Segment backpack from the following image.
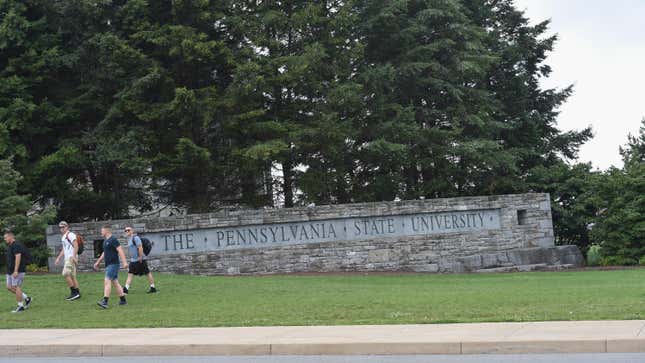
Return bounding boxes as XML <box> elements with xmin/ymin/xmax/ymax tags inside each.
<box><xmin>66</xmin><ymin>233</ymin><xmax>85</xmax><ymax>255</ymax></box>
<box><xmin>140</xmin><ymin>237</ymin><xmax>152</xmax><ymax>256</ymax></box>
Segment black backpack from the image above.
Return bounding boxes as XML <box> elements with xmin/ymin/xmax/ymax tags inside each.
<box><xmin>140</xmin><ymin>237</ymin><xmax>153</xmax><ymax>256</ymax></box>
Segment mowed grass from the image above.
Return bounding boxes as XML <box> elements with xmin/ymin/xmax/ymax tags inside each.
<box><xmin>1</xmin><ymin>269</ymin><xmax>645</xmax><ymax>329</ymax></box>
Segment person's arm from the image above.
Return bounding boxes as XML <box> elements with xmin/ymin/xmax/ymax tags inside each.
<box><xmin>55</xmin><ymin>247</ymin><xmax>64</xmax><ymax>265</ymax></box>
<box><xmin>72</xmin><ymin>236</ymin><xmax>78</xmax><ymax>262</ymax></box>
<box><xmin>136</xmin><ymin>238</ymin><xmax>143</xmax><ymax>262</ymax></box>
<box><xmin>13</xmin><ymin>253</ymin><xmax>21</xmax><ymax>278</ymax></box>
<box><xmin>94</xmin><ymin>252</ymin><xmax>104</xmax><ymax>270</ymax></box>
<box><xmin>116</xmin><ymin>246</ymin><xmax>128</xmax><ymax>269</ymax></box>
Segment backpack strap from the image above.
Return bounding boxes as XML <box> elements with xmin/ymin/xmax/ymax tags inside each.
<box><xmin>65</xmin><ymin>232</ymin><xmax>76</xmax><ymax>248</ymax></box>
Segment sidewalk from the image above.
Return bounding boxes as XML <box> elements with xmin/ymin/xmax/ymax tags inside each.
<box><xmin>2</xmin><ymin>320</ymin><xmax>645</xmax><ymax>357</ymax></box>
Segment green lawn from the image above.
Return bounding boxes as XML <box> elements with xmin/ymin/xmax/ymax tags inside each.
<box><xmin>1</xmin><ymin>270</ymin><xmax>645</xmax><ymax>329</ymax></box>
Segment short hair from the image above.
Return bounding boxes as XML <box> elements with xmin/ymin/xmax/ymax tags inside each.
<box><xmin>101</xmin><ymin>225</ymin><xmax>112</xmax><ymax>231</ymax></box>
<box><xmin>58</xmin><ymin>221</ymin><xmax>69</xmax><ymax>228</ymax></box>
<box><xmin>3</xmin><ymin>231</ymin><xmax>15</xmax><ymax>237</ymax></box>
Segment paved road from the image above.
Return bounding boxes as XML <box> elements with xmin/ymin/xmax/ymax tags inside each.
<box><xmin>4</xmin><ymin>355</ymin><xmax>645</xmax><ymax>363</ymax></box>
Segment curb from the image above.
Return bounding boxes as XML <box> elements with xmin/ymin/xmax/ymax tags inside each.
<box><xmin>5</xmin><ymin>339</ymin><xmax>645</xmax><ymax>357</ymax></box>
<box><xmin>4</xmin><ymin>322</ymin><xmax>645</xmax><ymax>357</ymax></box>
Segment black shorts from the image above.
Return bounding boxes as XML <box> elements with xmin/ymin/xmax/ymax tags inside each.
<box><xmin>128</xmin><ymin>260</ymin><xmax>150</xmax><ymax>276</ymax></box>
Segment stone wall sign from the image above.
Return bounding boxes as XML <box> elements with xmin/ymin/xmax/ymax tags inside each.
<box><xmin>46</xmin><ymin>193</ymin><xmax>584</xmax><ymax>275</ymax></box>
<box><xmin>153</xmin><ymin>209</ymin><xmax>501</xmax><ymax>255</ymax></box>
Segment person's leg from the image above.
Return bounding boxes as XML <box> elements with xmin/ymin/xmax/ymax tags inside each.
<box><xmin>71</xmin><ymin>260</ymin><xmax>79</xmax><ymax>289</ymax></box>
<box><xmin>112</xmin><ymin>277</ymin><xmax>127</xmax><ymax>305</ymax></box>
<box><xmin>14</xmin><ymin>285</ymin><xmax>23</xmax><ymax>304</ymax></box>
<box><xmin>125</xmin><ymin>273</ymin><xmax>133</xmax><ymax>289</ymax></box>
<box><xmin>103</xmin><ymin>278</ymin><xmax>111</xmax><ymax>298</ymax></box>
<box><xmin>64</xmin><ymin>261</ymin><xmax>81</xmax><ymax>300</ymax></box>
<box><xmin>146</xmin><ymin>272</ymin><xmax>155</xmax><ymax>285</ymax></box>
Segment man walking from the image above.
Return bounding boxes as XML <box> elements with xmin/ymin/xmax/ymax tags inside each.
<box><xmin>54</xmin><ymin>221</ymin><xmax>81</xmax><ymax>300</ymax></box>
<box><xmin>4</xmin><ymin>232</ymin><xmax>32</xmax><ymax>313</ymax></box>
<box><xmin>123</xmin><ymin>226</ymin><xmax>157</xmax><ymax>294</ymax></box>
<box><xmin>93</xmin><ymin>225</ymin><xmax>128</xmax><ymax>309</ymax></box>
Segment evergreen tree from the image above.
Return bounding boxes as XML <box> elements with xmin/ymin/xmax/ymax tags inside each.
<box><xmin>593</xmin><ymin>120</ymin><xmax>645</xmax><ymax>262</ymax></box>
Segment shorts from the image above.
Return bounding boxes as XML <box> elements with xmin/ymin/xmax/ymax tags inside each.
<box><xmin>128</xmin><ymin>260</ymin><xmax>150</xmax><ymax>276</ymax></box>
<box><xmin>6</xmin><ymin>273</ymin><xmax>25</xmax><ymax>288</ymax></box>
<box><xmin>62</xmin><ymin>258</ymin><xmax>77</xmax><ymax>278</ymax></box>
<box><xmin>105</xmin><ymin>264</ymin><xmax>120</xmax><ymax>281</ymax></box>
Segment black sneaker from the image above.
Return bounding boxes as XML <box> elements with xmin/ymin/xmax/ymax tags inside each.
<box><xmin>119</xmin><ymin>299</ymin><xmax>127</xmax><ymax>306</ymax></box>
<box><xmin>24</xmin><ymin>297</ymin><xmax>32</xmax><ymax>309</ymax></box>
<box><xmin>97</xmin><ymin>300</ymin><xmax>108</xmax><ymax>309</ymax></box>
<box><xmin>123</xmin><ymin>287</ymin><xmax>129</xmax><ymax>295</ymax></box>
<box><xmin>147</xmin><ymin>287</ymin><xmax>157</xmax><ymax>294</ymax></box>
<box><xmin>11</xmin><ymin>306</ymin><xmax>25</xmax><ymax>313</ymax></box>
<box><xmin>67</xmin><ymin>292</ymin><xmax>81</xmax><ymax>301</ymax></box>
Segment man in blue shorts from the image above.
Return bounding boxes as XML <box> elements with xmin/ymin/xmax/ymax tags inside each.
<box><xmin>4</xmin><ymin>232</ymin><xmax>32</xmax><ymax>313</ymax></box>
<box><xmin>93</xmin><ymin>225</ymin><xmax>128</xmax><ymax>309</ymax></box>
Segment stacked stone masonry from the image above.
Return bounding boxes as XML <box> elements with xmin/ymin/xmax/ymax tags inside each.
<box><xmin>46</xmin><ymin>193</ymin><xmax>583</xmax><ymax>275</ymax></box>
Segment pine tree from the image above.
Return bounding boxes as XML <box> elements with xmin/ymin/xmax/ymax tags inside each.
<box><xmin>593</xmin><ymin>120</ymin><xmax>645</xmax><ymax>262</ymax></box>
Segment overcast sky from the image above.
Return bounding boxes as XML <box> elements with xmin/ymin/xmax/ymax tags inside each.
<box><xmin>514</xmin><ymin>0</ymin><xmax>645</xmax><ymax>170</ymax></box>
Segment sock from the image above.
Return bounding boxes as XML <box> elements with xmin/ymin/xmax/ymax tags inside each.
<box><xmin>17</xmin><ymin>301</ymin><xmax>24</xmax><ymax>307</ymax></box>
<box><xmin>125</xmin><ymin>284</ymin><xmax>130</xmax><ymax>289</ymax></box>
<box><xmin>22</xmin><ymin>292</ymin><xmax>28</xmax><ymax>300</ymax></box>
<box><xmin>120</xmin><ymin>295</ymin><xmax>126</xmax><ymax>301</ymax></box>
<box><xmin>103</xmin><ymin>297</ymin><xmax>109</xmax><ymax>303</ymax></box>
<box><xmin>150</xmin><ymin>284</ymin><xmax>155</xmax><ymax>288</ymax></box>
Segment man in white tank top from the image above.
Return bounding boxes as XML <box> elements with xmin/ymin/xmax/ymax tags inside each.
<box><xmin>54</xmin><ymin>221</ymin><xmax>81</xmax><ymax>301</ymax></box>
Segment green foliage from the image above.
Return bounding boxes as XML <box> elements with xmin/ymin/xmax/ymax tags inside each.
<box><xmin>0</xmin><ymin>158</ymin><xmax>55</xmax><ymax>267</ymax></box>
<box><xmin>527</xmin><ymin>162</ymin><xmax>601</xmax><ymax>248</ymax></box>
<box><xmin>586</xmin><ymin>245</ymin><xmax>602</xmax><ymax>266</ymax></box>
<box><xmin>26</xmin><ymin>263</ymin><xmax>48</xmax><ymax>273</ymax></box>
<box><xmin>593</xmin><ymin>120</ymin><xmax>645</xmax><ymax>263</ymax></box>
<box><xmin>600</xmin><ymin>256</ymin><xmax>638</xmax><ymax>267</ymax></box>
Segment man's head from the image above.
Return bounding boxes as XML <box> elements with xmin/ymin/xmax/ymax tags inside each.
<box><xmin>100</xmin><ymin>225</ymin><xmax>112</xmax><ymax>238</ymax></box>
<box><xmin>3</xmin><ymin>231</ymin><xmax>15</xmax><ymax>244</ymax></box>
<box><xmin>58</xmin><ymin>221</ymin><xmax>69</xmax><ymax>234</ymax></box>
<box><xmin>124</xmin><ymin>226</ymin><xmax>135</xmax><ymax>238</ymax></box>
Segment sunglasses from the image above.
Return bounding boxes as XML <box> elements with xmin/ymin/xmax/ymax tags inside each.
<box><xmin>124</xmin><ymin>229</ymin><xmax>132</xmax><ymax>232</ymax></box>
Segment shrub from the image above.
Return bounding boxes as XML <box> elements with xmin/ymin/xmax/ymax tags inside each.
<box><xmin>26</xmin><ymin>263</ymin><xmax>48</xmax><ymax>273</ymax></box>
<box><xmin>601</xmin><ymin>256</ymin><xmax>638</xmax><ymax>266</ymax></box>
<box><xmin>639</xmin><ymin>257</ymin><xmax>645</xmax><ymax>266</ymax></box>
<box><xmin>586</xmin><ymin>245</ymin><xmax>602</xmax><ymax>266</ymax></box>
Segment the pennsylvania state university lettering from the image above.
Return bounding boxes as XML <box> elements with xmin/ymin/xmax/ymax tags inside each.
<box><xmin>150</xmin><ymin>209</ymin><xmax>501</xmax><ymax>255</ymax></box>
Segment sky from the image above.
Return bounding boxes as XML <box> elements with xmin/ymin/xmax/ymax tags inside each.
<box><xmin>514</xmin><ymin>0</ymin><xmax>645</xmax><ymax>170</ymax></box>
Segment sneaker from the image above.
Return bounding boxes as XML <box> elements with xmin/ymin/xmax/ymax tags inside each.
<box><xmin>11</xmin><ymin>306</ymin><xmax>25</xmax><ymax>313</ymax></box>
<box><xmin>24</xmin><ymin>297</ymin><xmax>32</xmax><ymax>309</ymax></box>
<box><xmin>118</xmin><ymin>299</ymin><xmax>127</xmax><ymax>306</ymax></box>
<box><xmin>97</xmin><ymin>300</ymin><xmax>108</xmax><ymax>309</ymax></box>
<box><xmin>123</xmin><ymin>287</ymin><xmax>129</xmax><ymax>295</ymax></box>
<box><xmin>67</xmin><ymin>292</ymin><xmax>81</xmax><ymax>301</ymax></box>
<box><xmin>147</xmin><ymin>287</ymin><xmax>157</xmax><ymax>294</ymax></box>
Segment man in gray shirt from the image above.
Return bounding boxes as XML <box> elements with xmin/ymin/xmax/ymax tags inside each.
<box><xmin>123</xmin><ymin>226</ymin><xmax>156</xmax><ymax>294</ymax></box>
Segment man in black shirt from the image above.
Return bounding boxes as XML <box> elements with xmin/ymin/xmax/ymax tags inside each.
<box><xmin>93</xmin><ymin>225</ymin><xmax>128</xmax><ymax>309</ymax></box>
<box><xmin>4</xmin><ymin>232</ymin><xmax>32</xmax><ymax>313</ymax></box>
